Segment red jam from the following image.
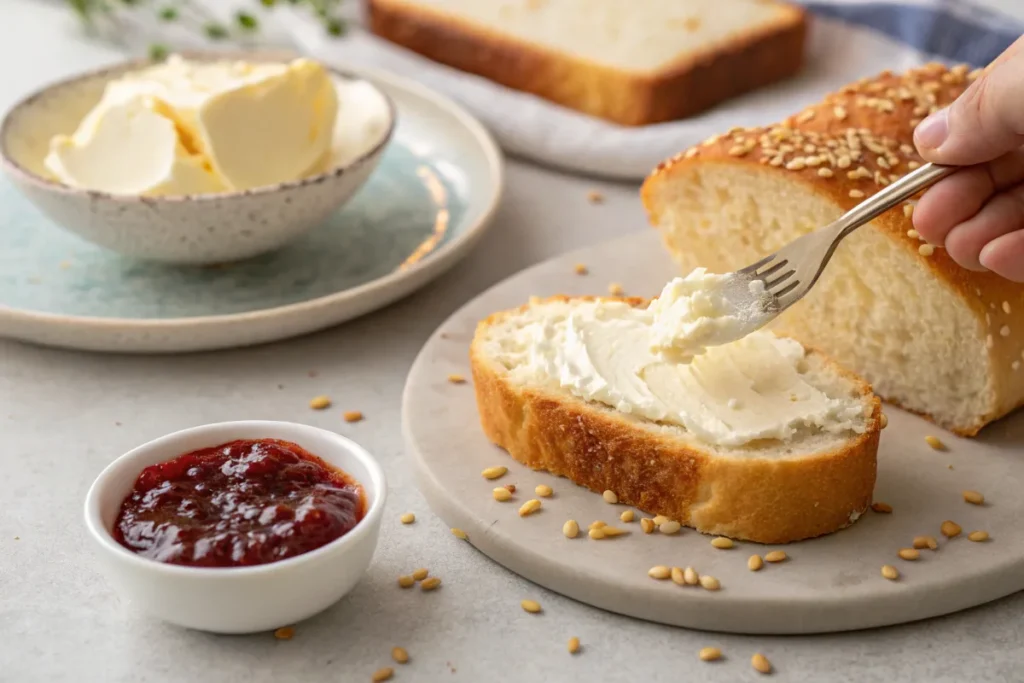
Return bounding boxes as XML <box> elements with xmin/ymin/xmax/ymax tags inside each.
<box><xmin>114</xmin><ymin>438</ymin><xmax>365</xmax><ymax>568</ymax></box>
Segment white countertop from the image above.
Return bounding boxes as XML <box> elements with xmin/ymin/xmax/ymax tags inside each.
<box><xmin>3</xmin><ymin>2</ymin><xmax>1023</xmax><ymax>681</ymax></box>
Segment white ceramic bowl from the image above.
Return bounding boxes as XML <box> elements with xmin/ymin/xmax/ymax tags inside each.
<box><xmin>83</xmin><ymin>421</ymin><xmax>386</xmax><ymax>634</ymax></box>
<box><xmin>0</xmin><ymin>52</ymin><xmax>395</xmax><ymax>265</ymax></box>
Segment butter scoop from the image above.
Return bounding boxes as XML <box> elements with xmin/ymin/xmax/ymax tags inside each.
<box><xmin>648</xmin><ymin>268</ymin><xmax>774</xmax><ymax>363</ymax></box>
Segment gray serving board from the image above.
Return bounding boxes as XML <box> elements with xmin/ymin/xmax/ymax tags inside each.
<box><xmin>402</xmin><ymin>230</ymin><xmax>1024</xmax><ymax>635</ymax></box>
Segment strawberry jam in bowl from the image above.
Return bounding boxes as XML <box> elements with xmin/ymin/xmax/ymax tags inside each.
<box><xmin>114</xmin><ymin>438</ymin><xmax>365</xmax><ymax>568</ymax></box>
<box><xmin>84</xmin><ymin>421</ymin><xmax>386</xmax><ymax>634</ymax></box>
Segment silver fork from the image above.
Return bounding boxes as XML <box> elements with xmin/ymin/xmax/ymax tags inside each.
<box><xmin>732</xmin><ymin>162</ymin><xmax>957</xmax><ymax>323</ymax></box>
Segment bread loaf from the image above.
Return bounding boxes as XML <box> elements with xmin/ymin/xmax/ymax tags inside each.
<box><xmin>471</xmin><ymin>296</ymin><xmax>882</xmax><ymax>543</ymax></box>
<box><xmin>366</xmin><ymin>0</ymin><xmax>807</xmax><ymax>126</ymax></box>
<box><xmin>642</xmin><ymin>63</ymin><xmax>1024</xmax><ymax>436</ymax></box>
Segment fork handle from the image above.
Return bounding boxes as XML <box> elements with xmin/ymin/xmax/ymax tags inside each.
<box><xmin>834</xmin><ymin>162</ymin><xmax>957</xmax><ymax>239</ymax></box>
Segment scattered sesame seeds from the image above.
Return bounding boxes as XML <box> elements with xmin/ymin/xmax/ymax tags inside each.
<box><xmin>535</xmin><ymin>484</ymin><xmax>553</xmax><ymax>497</ymax></box>
<box><xmin>849</xmin><ymin>189</ymin><xmax>866</xmax><ymax>199</ymax></box>
<box><xmin>587</xmin><ymin>190</ymin><xmax>604</xmax><ymax>204</ymax></box>
<box><xmin>400</xmin><ymin>512</ymin><xmax>415</xmax><ymax>524</ymax></box>
<box><xmin>493</xmin><ymin>487</ymin><xmax>512</xmax><ymax>502</ymax></box>
<box><xmin>671</xmin><ymin>566</ymin><xmax>686</xmax><ymax>585</ymax></box>
<box><xmin>913</xmin><ymin>535</ymin><xmax>938</xmax><ymax>550</ymax></box>
<box><xmin>640</xmin><ymin>518</ymin><xmax>655</xmax><ymax>534</ymax></box>
<box><xmin>447</xmin><ymin>374</ymin><xmax>467</xmax><ymax>384</ymax></box>
<box><xmin>608</xmin><ymin>282</ymin><xmax>624</xmax><ymax>296</ymax></box>
<box><xmin>421</xmin><ymin>577</ymin><xmax>442</xmax><ymax>591</ymax></box>
<box><xmin>1003</xmin><ymin>301</ymin><xmax>1012</xmax><ymax>314</ymax></box>
<box><xmin>871</xmin><ymin>502</ymin><xmax>893</xmax><ymax>513</ymax></box>
<box><xmin>817</xmin><ymin>167</ymin><xmax>834</xmax><ymax>178</ymax></box>
<box><xmin>343</xmin><ymin>411</ymin><xmax>364</xmax><ymax>423</ymax></box>
<box><xmin>907</xmin><ymin>229</ymin><xmax>920</xmax><ymax>239</ymax></box>
<box><xmin>521</xmin><ymin>599</ymin><xmax>542</xmax><ymax>613</ymax></box>
<box><xmin>659</xmin><ymin>520</ymin><xmax>682</xmax><ymax>535</ymax></box>
<box><xmin>925</xmin><ymin>435</ymin><xmax>945</xmax><ymax>450</ymax></box>
<box><xmin>451</xmin><ymin>528</ymin><xmax>468</xmax><ymax>540</ymax></box>
<box><xmin>987</xmin><ymin>334</ymin><xmax>995</xmax><ymax>349</ymax></box>
<box><xmin>648</xmin><ymin>565</ymin><xmax>671</xmax><ymax>580</ymax></box>
<box><xmin>1000</xmin><ymin>325</ymin><xmax>1011</xmax><ymax>337</ymax></box>
<box><xmin>699</xmin><ymin>575</ymin><xmax>721</xmax><ymax>591</ymax></box>
<box><xmin>963</xmin><ymin>490</ymin><xmax>984</xmax><ymax>505</ymax></box>
<box><xmin>683</xmin><ymin>567</ymin><xmax>699</xmax><ymax>585</ymax></box>
<box><xmin>482</xmin><ymin>466</ymin><xmax>508</xmax><ymax>480</ymax></box>
<box><xmin>1014</xmin><ymin>361</ymin><xmax>1021</xmax><ymax>371</ymax></box>
<box><xmin>898</xmin><ymin>548</ymin><xmax>920</xmax><ymax>561</ymax></box>
<box><xmin>392</xmin><ymin>647</ymin><xmax>409</xmax><ymax>664</ymax></box>
<box><xmin>599</xmin><ymin>526</ymin><xmax>628</xmax><ymax>538</ymax></box>
<box><xmin>711</xmin><ymin>537</ymin><xmax>734</xmax><ymax>549</ymax></box>
<box><xmin>274</xmin><ymin>626</ymin><xmax>296</xmax><ymax>640</ymax></box>
<box><xmin>700</xmin><ymin>647</ymin><xmax>723</xmax><ymax>662</ymax></box>
<box><xmin>568</xmin><ymin>637</ymin><xmax>581</xmax><ymax>654</ymax></box>
<box><xmin>398</xmin><ymin>575</ymin><xmax>415</xmax><ymax>588</ymax></box>
<box><xmin>903</xmin><ymin>204</ymin><xmax>915</xmax><ymax>218</ymax></box>
<box><xmin>919</xmin><ymin>244</ymin><xmax>935</xmax><ymax>257</ymax></box>
<box><xmin>309</xmin><ymin>395</ymin><xmax>331</xmax><ymax>410</ymax></box>
<box><xmin>797</xmin><ymin>110</ymin><xmax>816</xmax><ymax>123</ymax></box>
<box><xmin>588</xmin><ymin>527</ymin><xmax>606</xmax><ymax>540</ymax></box>
<box><xmin>880</xmin><ymin>413</ymin><xmax>889</xmax><ymax>429</ymax></box>
<box><xmin>412</xmin><ymin>568</ymin><xmax>429</xmax><ymax>581</ymax></box>
<box><xmin>968</xmin><ymin>530</ymin><xmax>990</xmax><ymax>542</ymax></box>
<box><xmin>589</xmin><ymin>521</ymin><xmax>607</xmax><ymax>531</ymax></box>
<box><xmin>941</xmin><ymin>520</ymin><xmax>962</xmax><ymax>538</ymax></box>
<box><xmin>620</xmin><ymin>510</ymin><xmax>635</xmax><ymax>523</ymax></box>
<box><xmin>751</xmin><ymin>653</ymin><xmax>772</xmax><ymax>675</ymax></box>
<box><xmin>764</xmin><ymin>551</ymin><xmax>788</xmax><ymax>563</ymax></box>
<box><xmin>602</xmin><ymin>490</ymin><xmax>619</xmax><ymax>504</ymax></box>
<box><xmin>372</xmin><ymin>667</ymin><xmax>394</xmax><ymax>682</ymax></box>
<box><xmin>573</xmin><ymin>263</ymin><xmax>588</xmax><ymax>275</ymax></box>
<box><xmin>881</xmin><ymin>565</ymin><xmax>900</xmax><ymax>580</ymax></box>
<box><xmin>748</xmin><ymin>555</ymin><xmax>764</xmax><ymax>571</ymax></box>
<box><xmin>519</xmin><ymin>499</ymin><xmax>542</xmax><ymax>517</ymax></box>
<box><xmin>563</xmin><ymin>520</ymin><xmax>579</xmax><ymax>538</ymax></box>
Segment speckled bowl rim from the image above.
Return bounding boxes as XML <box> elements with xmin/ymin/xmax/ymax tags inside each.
<box><xmin>0</xmin><ymin>64</ymin><xmax>504</xmax><ymax>335</ymax></box>
<box><xmin>0</xmin><ymin>49</ymin><xmax>397</xmax><ymax>202</ymax></box>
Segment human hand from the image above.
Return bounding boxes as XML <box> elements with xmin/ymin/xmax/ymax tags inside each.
<box><xmin>912</xmin><ymin>36</ymin><xmax>1024</xmax><ymax>281</ymax></box>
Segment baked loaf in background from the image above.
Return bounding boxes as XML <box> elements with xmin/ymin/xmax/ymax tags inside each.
<box><xmin>366</xmin><ymin>0</ymin><xmax>807</xmax><ymax>126</ymax></box>
<box><xmin>642</xmin><ymin>63</ymin><xmax>1024</xmax><ymax>436</ymax></box>
<box><xmin>471</xmin><ymin>296</ymin><xmax>882</xmax><ymax>544</ymax></box>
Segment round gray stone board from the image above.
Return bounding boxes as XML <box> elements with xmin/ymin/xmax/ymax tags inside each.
<box><xmin>402</xmin><ymin>230</ymin><xmax>1024</xmax><ymax>635</ymax></box>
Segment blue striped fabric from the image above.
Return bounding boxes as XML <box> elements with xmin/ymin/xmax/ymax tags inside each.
<box><xmin>801</xmin><ymin>1</ymin><xmax>1022</xmax><ymax>66</ymax></box>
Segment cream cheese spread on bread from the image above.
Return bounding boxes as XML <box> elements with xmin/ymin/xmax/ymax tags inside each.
<box><xmin>512</xmin><ymin>299</ymin><xmax>865</xmax><ymax>447</ymax></box>
<box><xmin>648</xmin><ymin>268</ymin><xmax>773</xmax><ymax>363</ymax></box>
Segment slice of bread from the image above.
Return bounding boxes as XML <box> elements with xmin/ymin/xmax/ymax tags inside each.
<box><xmin>471</xmin><ymin>296</ymin><xmax>882</xmax><ymax>544</ymax></box>
<box><xmin>366</xmin><ymin>0</ymin><xmax>807</xmax><ymax>126</ymax></box>
<box><xmin>642</xmin><ymin>63</ymin><xmax>1024</xmax><ymax>436</ymax></box>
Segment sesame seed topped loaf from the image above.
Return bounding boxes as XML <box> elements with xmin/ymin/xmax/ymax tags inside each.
<box><xmin>366</xmin><ymin>0</ymin><xmax>807</xmax><ymax>126</ymax></box>
<box><xmin>642</xmin><ymin>63</ymin><xmax>1024</xmax><ymax>436</ymax></box>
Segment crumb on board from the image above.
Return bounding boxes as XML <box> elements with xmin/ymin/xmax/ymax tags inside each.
<box><xmin>587</xmin><ymin>190</ymin><xmax>604</xmax><ymax>204</ymax></box>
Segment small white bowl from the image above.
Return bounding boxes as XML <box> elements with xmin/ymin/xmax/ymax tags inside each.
<box><xmin>83</xmin><ymin>421</ymin><xmax>387</xmax><ymax>634</ymax></box>
<box><xmin>0</xmin><ymin>52</ymin><xmax>395</xmax><ymax>265</ymax></box>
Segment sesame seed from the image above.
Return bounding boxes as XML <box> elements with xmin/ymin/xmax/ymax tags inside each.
<box><xmin>482</xmin><ymin>466</ymin><xmax>508</xmax><ymax>480</ymax></box>
<box><xmin>684</xmin><ymin>147</ymin><xmax>699</xmax><ymax>159</ymax></box>
<box><xmin>785</xmin><ymin>159</ymin><xmax>806</xmax><ymax>171</ymax></box>
<box><xmin>797</xmin><ymin>110</ymin><xmax>816</xmax><ymax>123</ymax></box>
<box><xmin>521</xmin><ymin>599</ymin><xmax>542</xmax><ymax>613</ymax></box>
<box><xmin>670</xmin><ymin>566</ymin><xmax>685</xmax><ymax>585</ymax></box>
<box><xmin>447</xmin><ymin>374</ymin><xmax>467</xmax><ymax>384</ymax></box>
<box><xmin>764</xmin><ymin>550</ymin><xmax>787</xmax><ymax>563</ymax></box>
<box><xmin>412</xmin><ymin>568</ymin><xmax>429</xmax><ymax>581</ymax></box>
<box><xmin>602</xmin><ymin>490</ymin><xmax>618</xmax><ymax>504</ymax></box>
<box><xmin>908</xmin><ymin>161</ymin><xmax>921</xmax><ymax>170</ymax></box>
<box><xmin>987</xmin><ymin>334</ymin><xmax>995</xmax><ymax>349</ymax></box>
<box><xmin>608</xmin><ymin>282</ymin><xmax>624</xmax><ymax>296</ymax></box>
<box><xmin>711</xmin><ymin>537</ymin><xmax>734</xmax><ymax>549</ymax></box>
<box><xmin>880</xmin><ymin>413</ymin><xmax>888</xmax><ymax>429</ymax></box>
<box><xmin>898</xmin><ymin>548</ymin><xmax>920</xmax><ymax>561</ymax></box>
<box><xmin>587</xmin><ymin>190</ymin><xmax>604</xmax><ymax>204</ymax></box>
<box><xmin>1003</xmin><ymin>301</ymin><xmax>1012</xmax><ymax>314</ymax></box>
<box><xmin>519</xmin><ymin>499</ymin><xmax>542</xmax><ymax>517</ymax></box>
<box><xmin>919</xmin><ymin>244</ymin><xmax>935</xmax><ymax>256</ymax></box>
<box><xmin>563</xmin><ymin>519</ymin><xmax>579</xmax><ymax>538</ymax></box>
<box><xmin>683</xmin><ymin>567</ymin><xmax>699</xmax><ymax>585</ymax></box>
<box><xmin>1014</xmin><ymin>361</ymin><xmax>1021</xmax><ymax>371</ymax></box>
<box><xmin>700</xmin><ymin>647</ymin><xmax>723</xmax><ymax>662</ymax></box>
<box><xmin>420</xmin><ymin>576</ymin><xmax>442</xmax><ymax>591</ymax></box>
<box><xmin>913</xmin><ymin>535</ymin><xmax>939</xmax><ymax>550</ymax></box>
<box><xmin>941</xmin><ymin>520</ymin><xmax>962</xmax><ymax>538</ymax></box>
<box><xmin>837</xmin><ymin>156</ymin><xmax>852</xmax><ymax>169</ymax></box>
<box><xmin>535</xmin><ymin>484</ymin><xmax>553</xmax><ymax>497</ymax></box>
<box><xmin>568</xmin><ymin>637</ymin><xmax>581</xmax><ymax>654</ymax></box>
<box><xmin>849</xmin><ymin>189</ymin><xmax>865</xmax><ymax>199</ymax></box>
<box><xmin>963</xmin><ymin>490</ymin><xmax>984</xmax><ymax>505</ymax></box>
<box><xmin>274</xmin><ymin>626</ymin><xmax>296</xmax><ymax>640</ymax></box>
<box><xmin>968</xmin><ymin>530</ymin><xmax>990</xmax><ymax>542</ymax></box>
<box><xmin>699</xmin><ymin>575</ymin><xmax>721</xmax><ymax>591</ymax></box>
<box><xmin>904</xmin><ymin>205</ymin><xmax>915</xmax><ymax>218</ymax></box>
<box><xmin>371</xmin><ymin>668</ymin><xmax>394</xmax><ymax>682</ymax></box>
<box><xmin>751</xmin><ymin>653</ymin><xmax>772</xmax><ymax>674</ymax></box>
<box><xmin>834</xmin><ymin>105</ymin><xmax>848</xmax><ymax>120</ymax></box>
<box><xmin>574</xmin><ymin>263</ymin><xmax>588</xmax><ymax>275</ymax></box>
<box><xmin>588</xmin><ymin>527</ymin><xmax>605</xmax><ymax>540</ymax></box>
<box><xmin>309</xmin><ymin>395</ymin><xmax>331</xmax><ymax>410</ymax></box>
<box><xmin>398</xmin><ymin>575</ymin><xmax>415</xmax><ymax>588</ymax></box>
<box><xmin>1000</xmin><ymin>325</ymin><xmax>1010</xmax><ymax>337</ymax></box>
<box><xmin>881</xmin><ymin>565</ymin><xmax>900</xmax><ymax>580</ymax></box>
<box><xmin>620</xmin><ymin>509</ymin><xmax>635</xmax><ymax>522</ymax></box>
<box><xmin>648</xmin><ymin>565</ymin><xmax>671</xmax><ymax>580</ymax></box>
<box><xmin>400</xmin><ymin>512</ymin><xmax>415</xmax><ymax>524</ymax></box>
<box><xmin>925</xmin><ymin>435</ymin><xmax>945</xmax><ymax>450</ymax></box>
<box><xmin>907</xmin><ymin>229</ymin><xmax>920</xmax><ymax>238</ymax></box>
<box><xmin>659</xmin><ymin>520</ymin><xmax>682</xmax><ymax>535</ymax></box>
<box><xmin>728</xmin><ymin>145</ymin><xmax>748</xmax><ymax>157</ymax></box>
<box><xmin>392</xmin><ymin>647</ymin><xmax>409</xmax><ymax>664</ymax></box>
<box><xmin>451</xmin><ymin>528</ymin><xmax>467</xmax><ymax>540</ymax></box>
<box><xmin>640</xmin><ymin>518</ymin><xmax>655</xmax><ymax>533</ymax></box>
<box><xmin>748</xmin><ymin>555</ymin><xmax>764</xmax><ymax>571</ymax></box>
<box><xmin>818</xmin><ymin>167</ymin><xmax>834</xmax><ymax>178</ymax></box>
<box><xmin>871</xmin><ymin>502</ymin><xmax>893</xmax><ymax>513</ymax></box>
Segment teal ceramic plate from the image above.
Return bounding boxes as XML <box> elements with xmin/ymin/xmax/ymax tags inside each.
<box><xmin>0</xmin><ymin>66</ymin><xmax>503</xmax><ymax>353</ymax></box>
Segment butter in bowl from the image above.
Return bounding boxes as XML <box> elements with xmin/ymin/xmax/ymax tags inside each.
<box><xmin>0</xmin><ymin>52</ymin><xmax>395</xmax><ymax>265</ymax></box>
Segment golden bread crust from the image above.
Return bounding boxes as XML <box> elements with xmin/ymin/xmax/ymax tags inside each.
<box><xmin>471</xmin><ymin>296</ymin><xmax>882</xmax><ymax>544</ymax></box>
<box><xmin>642</xmin><ymin>64</ymin><xmax>1024</xmax><ymax>436</ymax></box>
<box><xmin>366</xmin><ymin>0</ymin><xmax>808</xmax><ymax>126</ymax></box>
